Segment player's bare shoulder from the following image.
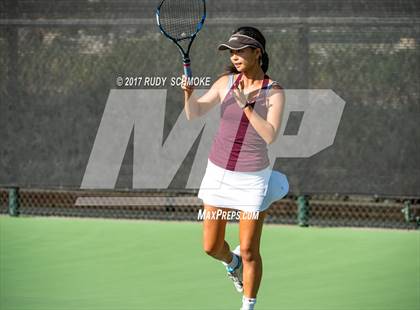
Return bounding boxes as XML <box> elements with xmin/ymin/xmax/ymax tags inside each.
<box><xmin>266</xmin><ymin>78</ymin><xmax>285</xmax><ymax>109</ymax></box>
<box><xmin>268</xmin><ymin>78</ymin><xmax>284</xmax><ymax>91</ymax></box>
<box><xmin>268</xmin><ymin>78</ymin><xmax>284</xmax><ymax>96</ymax></box>
<box><xmin>211</xmin><ymin>74</ymin><xmax>231</xmax><ymax>102</ymax></box>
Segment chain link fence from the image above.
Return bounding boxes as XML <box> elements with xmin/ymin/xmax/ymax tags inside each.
<box><xmin>1</xmin><ymin>188</ymin><xmax>419</xmax><ymax>229</ymax></box>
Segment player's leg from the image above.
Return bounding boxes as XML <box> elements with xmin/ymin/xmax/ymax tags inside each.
<box><xmin>239</xmin><ymin>210</ymin><xmax>267</xmax><ymax>309</ymax></box>
<box><xmin>202</xmin><ymin>203</ymin><xmax>243</xmax><ymax>292</ymax></box>
<box><xmin>202</xmin><ymin>203</ymin><xmax>231</xmax><ymax>262</ymax></box>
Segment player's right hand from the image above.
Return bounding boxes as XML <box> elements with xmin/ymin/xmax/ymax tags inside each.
<box><xmin>181</xmin><ymin>74</ymin><xmax>194</xmax><ymax>96</ymax></box>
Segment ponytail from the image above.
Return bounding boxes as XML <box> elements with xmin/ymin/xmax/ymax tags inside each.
<box><xmin>261</xmin><ymin>51</ymin><xmax>269</xmax><ymax>73</ymax></box>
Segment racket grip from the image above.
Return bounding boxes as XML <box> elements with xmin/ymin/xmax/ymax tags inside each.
<box><xmin>183</xmin><ymin>61</ymin><xmax>192</xmax><ymax>78</ymax></box>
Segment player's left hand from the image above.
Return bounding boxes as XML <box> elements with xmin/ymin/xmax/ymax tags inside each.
<box><xmin>233</xmin><ymin>80</ymin><xmax>258</xmax><ymax>109</ymax></box>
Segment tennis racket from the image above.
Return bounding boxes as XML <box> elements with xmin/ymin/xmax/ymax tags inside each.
<box><xmin>156</xmin><ymin>0</ymin><xmax>206</xmax><ymax>78</ymax></box>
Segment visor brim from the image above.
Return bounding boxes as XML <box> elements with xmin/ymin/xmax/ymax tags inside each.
<box><xmin>217</xmin><ymin>43</ymin><xmax>255</xmax><ymax>51</ymax></box>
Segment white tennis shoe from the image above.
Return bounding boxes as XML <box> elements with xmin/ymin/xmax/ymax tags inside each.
<box><xmin>226</xmin><ymin>245</ymin><xmax>243</xmax><ymax>293</ymax></box>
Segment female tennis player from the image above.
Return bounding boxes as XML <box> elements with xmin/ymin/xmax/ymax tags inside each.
<box><xmin>182</xmin><ymin>26</ymin><xmax>288</xmax><ymax>310</ymax></box>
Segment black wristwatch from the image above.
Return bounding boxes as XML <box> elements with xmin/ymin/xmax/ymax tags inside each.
<box><xmin>243</xmin><ymin>100</ymin><xmax>256</xmax><ymax>110</ymax></box>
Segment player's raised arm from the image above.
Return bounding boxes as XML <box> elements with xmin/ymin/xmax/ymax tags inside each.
<box><xmin>181</xmin><ymin>74</ymin><xmax>229</xmax><ymax>120</ymax></box>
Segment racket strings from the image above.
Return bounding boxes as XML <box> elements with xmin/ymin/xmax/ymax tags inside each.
<box><xmin>159</xmin><ymin>0</ymin><xmax>204</xmax><ymax>40</ymax></box>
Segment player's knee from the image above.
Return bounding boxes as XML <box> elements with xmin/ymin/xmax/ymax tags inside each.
<box><xmin>240</xmin><ymin>245</ymin><xmax>260</xmax><ymax>262</ymax></box>
<box><xmin>203</xmin><ymin>242</ymin><xmax>223</xmax><ymax>257</ymax></box>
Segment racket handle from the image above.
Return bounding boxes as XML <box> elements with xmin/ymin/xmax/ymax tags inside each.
<box><xmin>183</xmin><ymin>60</ymin><xmax>192</xmax><ymax>78</ymax></box>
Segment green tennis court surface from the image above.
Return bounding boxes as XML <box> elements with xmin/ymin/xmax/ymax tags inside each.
<box><xmin>1</xmin><ymin>216</ymin><xmax>418</xmax><ymax>310</ymax></box>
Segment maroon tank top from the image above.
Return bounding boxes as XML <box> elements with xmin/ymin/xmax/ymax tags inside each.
<box><xmin>208</xmin><ymin>73</ymin><xmax>272</xmax><ymax>172</ymax></box>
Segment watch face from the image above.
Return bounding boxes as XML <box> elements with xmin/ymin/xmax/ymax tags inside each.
<box><xmin>245</xmin><ymin>101</ymin><xmax>256</xmax><ymax>109</ymax></box>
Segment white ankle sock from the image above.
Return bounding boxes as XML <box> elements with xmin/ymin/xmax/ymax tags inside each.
<box><xmin>241</xmin><ymin>296</ymin><xmax>257</xmax><ymax>310</ymax></box>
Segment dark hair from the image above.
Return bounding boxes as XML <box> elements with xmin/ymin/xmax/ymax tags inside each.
<box><xmin>223</xmin><ymin>26</ymin><xmax>269</xmax><ymax>74</ymax></box>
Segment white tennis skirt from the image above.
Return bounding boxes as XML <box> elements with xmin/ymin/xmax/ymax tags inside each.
<box><xmin>197</xmin><ymin>159</ymin><xmax>272</xmax><ymax>212</ymax></box>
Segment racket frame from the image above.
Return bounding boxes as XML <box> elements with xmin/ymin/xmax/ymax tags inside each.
<box><xmin>156</xmin><ymin>0</ymin><xmax>206</xmax><ymax>77</ymax></box>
